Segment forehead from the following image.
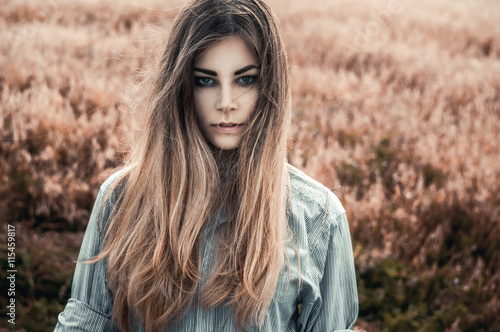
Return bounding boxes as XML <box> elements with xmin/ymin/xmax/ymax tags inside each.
<box><xmin>195</xmin><ymin>36</ymin><xmax>257</xmax><ymax>71</ymax></box>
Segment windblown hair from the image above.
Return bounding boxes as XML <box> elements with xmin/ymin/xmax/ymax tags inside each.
<box><xmin>91</xmin><ymin>0</ymin><xmax>292</xmax><ymax>331</ymax></box>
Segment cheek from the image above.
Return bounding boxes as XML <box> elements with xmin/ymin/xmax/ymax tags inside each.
<box><xmin>194</xmin><ymin>90</ymin><xmax>208</xmax><ymax>119</ymax></box>
<box><xmin>243</xmin><ymin>90</ymin><xmax>259</xmax><ymax>112</ymax></box>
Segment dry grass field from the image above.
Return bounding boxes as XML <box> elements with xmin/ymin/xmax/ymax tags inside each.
<box><xmin>1</xmin><ymin>0</ymin><xmax>499</xmax><ymax>330</ymax></box>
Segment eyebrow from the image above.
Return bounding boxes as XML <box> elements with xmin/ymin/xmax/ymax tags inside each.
<box><xmin>234</xmin><ymin>65</ymin><xmax>259</xmax><ymax>75</ymax></box>
<box><xmin>194</xmin><ymin>65</ymin><xmax>259</xmax><ymax>77</ymax></box>
<box><xmin>194</xmin><ymin>68</ymin><xmax>217</xmax><ymax>76</ymax></box>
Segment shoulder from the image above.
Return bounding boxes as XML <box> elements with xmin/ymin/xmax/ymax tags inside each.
<box><xmin>96</xmin><ymin>167</ymin><xmax>130</xmax><ymax>202</ymax></box>
<box><xmin>286</xmin><ymin>163</ymin><xmax>346</xmax><ymax>248</ymax></box>
<box><xmin>99</xmin><ymin>167</ymin><xmax>130</xmax><ymax>195</ymax></box>
<box><xmin>91</xmin><ymin>167</ymin><xmax>131</xmax><ymax>222</ymax></box>
<box><xmin>287</xmin><ymin>163</ymin><xmax>345</xmax><ymax>217</ymax></box>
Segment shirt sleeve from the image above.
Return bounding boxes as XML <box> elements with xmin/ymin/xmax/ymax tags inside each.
<box><xmin>297</xmin><ymin>210</ymin><xmax>359</xmax><ymax>332</ymax></box>
<box><xmin>54</xmin><ymin>182</ymin><xmax>121</xmax><ymax>332</ymax></box>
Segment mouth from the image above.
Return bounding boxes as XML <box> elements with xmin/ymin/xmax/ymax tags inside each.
<box><xmin>211</xmin><ymin>122</ymin><xmax>245</xmax><ymax>133</ymax></box>
<box><xmin>213</xmin><ymin>122</ymin><xmax>241</xmax><ymax>127</ymax></box>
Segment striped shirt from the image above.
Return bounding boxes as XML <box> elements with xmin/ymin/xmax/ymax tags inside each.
<box><xmin>55</xmin><ymin>164</ymin><xmax>358</xmax><ymax>331</ymax></box>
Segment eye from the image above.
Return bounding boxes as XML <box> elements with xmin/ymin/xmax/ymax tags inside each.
<box><xmin>194</xmin><ymin>76</ymin><xmax>216</xmax><ymax>87</ymax></box>
<box><xmin>236</xmin><ymin>75</ymin><xmax>258</xmax><ymax>86</ymax></box>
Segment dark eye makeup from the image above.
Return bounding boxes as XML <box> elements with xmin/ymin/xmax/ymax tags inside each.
<box><xmin>194</xmin><ymin>75</ymin><xmax>259</xmax><ymax>88</ymax></box>
<box><xmin>194</xmin><ymin>76</ymin><xmax>215</xmax><ymax>87</ymax></box>
<box><xmin>236</xmin><ymin>75</ymin><xmax>258</xmax><ymax>86</ymax></box>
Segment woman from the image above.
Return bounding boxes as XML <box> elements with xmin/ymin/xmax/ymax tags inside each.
<box><xmin>55</xmin><ymin>0</ymin><xmax>358</xmax><ymax>331</ymax></box>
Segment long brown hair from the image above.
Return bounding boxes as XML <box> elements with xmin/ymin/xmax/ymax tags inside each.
<box><xmin>91</xmin><ymin>0</ymin><xmax>292</xmax><ymax>330</ymax></box>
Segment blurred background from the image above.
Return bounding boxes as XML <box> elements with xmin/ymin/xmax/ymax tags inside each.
<box><xmin>0</xmin><ymin>0</ymin><xmax>499</xmax><ymax>330</ymax></box>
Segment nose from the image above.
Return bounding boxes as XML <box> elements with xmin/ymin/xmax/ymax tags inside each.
<box><xmin>216</xmin><ymin>84</ymin><xmax>237</xmax><ymax>112</ymax></box>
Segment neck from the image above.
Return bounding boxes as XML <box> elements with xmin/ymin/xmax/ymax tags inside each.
<box><xmin>211</xmin><ymin>147</ymin><xmax>239</xmax><ymax>179</ymax></box>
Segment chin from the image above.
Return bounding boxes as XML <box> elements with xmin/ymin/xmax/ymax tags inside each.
<box><xmin>213</xmin><ymin>144</ymin><xmax>239</xmax><ymax>151</ymax></box>
<box><xmin>210</xmin><ymin>139</ymin><xmax>240</xmax><ymax>151</ymax></box>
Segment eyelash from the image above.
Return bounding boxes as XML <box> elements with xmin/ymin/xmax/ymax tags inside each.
<box><xmin>194</xmin><ymin>75</ymin><xmax>258</xmax><ymax>87</ymax></box>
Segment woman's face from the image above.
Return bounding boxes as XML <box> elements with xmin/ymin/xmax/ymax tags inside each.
<box><xmin>193</xmin><ymin>36</ymin><xmax>259</xmax><ymax>150</ymax></box>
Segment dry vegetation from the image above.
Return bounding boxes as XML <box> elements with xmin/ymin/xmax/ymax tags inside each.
<box><xmin>1</xmin><ymin>0</ymin><xmax>499</xmax><ymax>330</ymax></box>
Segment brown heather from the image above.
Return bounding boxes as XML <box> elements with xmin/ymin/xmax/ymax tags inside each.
<box><xmin>0</xmin><ymin>0</ymin><xmax>499</xmax><ymax>331</ymax></box>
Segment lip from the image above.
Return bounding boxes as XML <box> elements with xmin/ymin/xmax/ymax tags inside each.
<box><xmin>211</xmin><ymin>123</ymin><xmax>245</xmax><ymax>133</ymax></box>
